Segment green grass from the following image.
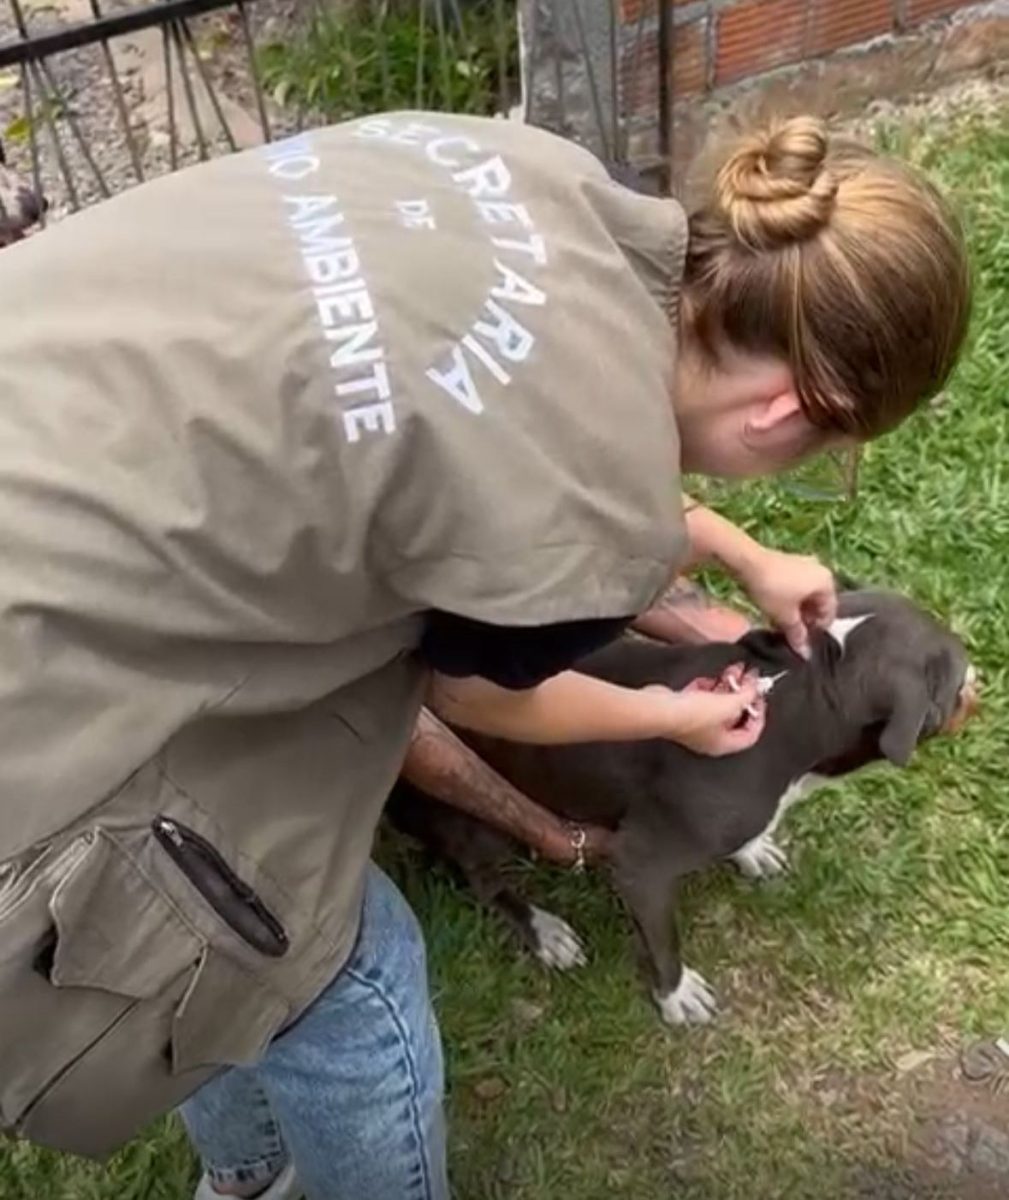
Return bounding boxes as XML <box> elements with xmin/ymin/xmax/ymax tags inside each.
<box><xmin>258</xmin><ymin>0</ymin><xmax>517</xmax><ymax>123</ymax></box>
<box><xmin>4</xmin><ymin>105</ymin><xmax>1008</xmax><ymax>1197</ymax></box>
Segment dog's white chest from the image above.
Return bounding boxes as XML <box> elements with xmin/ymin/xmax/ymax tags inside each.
<box><xmin>730</xmin><ymin>773</ymin><xmax>826</xmax><ymax>879</ymax></box>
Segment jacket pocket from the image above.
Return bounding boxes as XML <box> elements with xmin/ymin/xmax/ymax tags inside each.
<box><xmin>151</xmin><ymin>816</ymin><xmax>289</xmax><ymax>959</ymax></box>
<box><xmin>171</xmin><ymin>947</ymin><xmax>289</xmax><ymax>1075</ymax></box>
<box><xmin>0</xmin><ymin>827</ymin><xmax>205</xmax><ymax>1154</ymax></box>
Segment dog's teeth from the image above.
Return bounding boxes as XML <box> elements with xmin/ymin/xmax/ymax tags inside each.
<box><xmin>655</xmin><ymin>967</ymin><xmax>718</xmax><ymax>1026</ymax></box>
<box><xmin>529</xmin><ymin>907</ymin><xmax>586</xmax><ymax>971</ymax></box>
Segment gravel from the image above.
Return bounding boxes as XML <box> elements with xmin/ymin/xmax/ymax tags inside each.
<box><xmin>0</xmin><ymin>0</ymin><xmax>302</xmax><ymax>224</ymax></box>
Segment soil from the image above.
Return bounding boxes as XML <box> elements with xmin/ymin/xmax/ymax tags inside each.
<box><xmin>840</xmin><ymin>1051</ymin><xmax>1009</xmax><ymax>1199</ymax></box>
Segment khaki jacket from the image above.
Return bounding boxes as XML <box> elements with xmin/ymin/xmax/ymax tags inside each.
<box><xmin>0</xmin><ymin>113</ymin><xmax>688</xmax><ymax>1156</ymax></box>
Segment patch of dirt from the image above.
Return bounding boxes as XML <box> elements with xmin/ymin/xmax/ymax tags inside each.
<box><xmin>906</xmin><ymin>1066</ymin><xmax>1009</xmax><ymax>1199</ymax></box>
<box><xmin>824</xmin><ymin>1048</ymin><xmax>1009</xmax><ymax>1199</ymax></box>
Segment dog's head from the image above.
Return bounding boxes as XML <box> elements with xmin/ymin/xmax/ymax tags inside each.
<box><xmin>743</xmin><ymin>589</ymin><xmax>977</xmax><ymax>772</ymax></box>
<box><xmin>0</xmin><ymin>141</ymin><xmax>45</xmax><ymax>247</ymax></box>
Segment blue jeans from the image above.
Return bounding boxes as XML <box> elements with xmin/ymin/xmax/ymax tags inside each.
<box><xmin>180</xmin><ymin>865</ymin><xmax>448</xmax><ymax>1200</ymax></box>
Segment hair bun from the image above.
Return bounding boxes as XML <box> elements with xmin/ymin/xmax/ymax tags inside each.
<box><xmin>715</xmin><ymin>116</ymin><xmax>839</xmax><ymax>249</ymax></box>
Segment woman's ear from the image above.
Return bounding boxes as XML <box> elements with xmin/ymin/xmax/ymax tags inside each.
<box><xmin>743</xmin><ymin>388</ymin><xmax>828</xmax><ymax>468</ymax></box>
<box><xmin>746</xmin><ymin>389</ymin><xmax>804</xmax><ymax>436</ymax></box>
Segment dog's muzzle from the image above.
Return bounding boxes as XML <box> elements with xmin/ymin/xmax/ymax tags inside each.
<box><xmin>943</xmin><ymin>664</ymin><xmax>979</xmax><ymax>733</ymax></box>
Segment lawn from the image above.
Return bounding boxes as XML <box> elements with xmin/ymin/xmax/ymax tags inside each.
<box><xmin>3</xmin><ymin>103</ymin><xmax>1008</xmax><ymax>1199</ymax></box>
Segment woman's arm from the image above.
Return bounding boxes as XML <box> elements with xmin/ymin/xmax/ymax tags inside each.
<box><xmin>401</xmin><ymin>709</ymin><xmax>613</xmax><ymax>865</ymax></box>
<box><xmin>678</xmin><ymin>497</ymin><xmax>837</xmax><ymax>657</ymax></box>
<box><xmin>427</xmin><ymin>666</ymin><xmax>763</xmax><ymax>756</ymax></box>
<box><xmin>679</xmin><ymin>495</ymin><xmax>763</xmax><ymax>576</ymax></box>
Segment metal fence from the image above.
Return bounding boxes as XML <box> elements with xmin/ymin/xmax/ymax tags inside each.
<box><xmin>518</xmin><ymin>0</ymin><xmax>675</xmax><ymax>193</ymax></box>
<box><xmin>0</xmin><ymin>0</ymin><xmax>682</xmax><ymax>230</ymax></box>
<box><xmin>0</xmin><ymin>0</ymin><xmax>272</xmax><ymax>224</ymax></box>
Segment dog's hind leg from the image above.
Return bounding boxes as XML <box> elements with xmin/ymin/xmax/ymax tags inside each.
<box><xmin>475</xmin><ymin>872</ymin><xmax>587</xmax><ymax>971</ymax></box>
<box><xmin>387</xmin><ymin>784</ymin><xmax>587</xmax><ymax>970</ymax></box>
<box><xmin>611</xmin><ymin>829</ymin><xmax>715</xmax><ymax>1026</ymax></box>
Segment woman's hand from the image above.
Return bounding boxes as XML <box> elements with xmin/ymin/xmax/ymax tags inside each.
<box><xmin>736</xmin><ymin>547</ymin><xmax>837</xmax><ymax>658</ymax></box>
<box><xmin>403</xmin><ymin>708</ymin><xmax>616</xmax><ymax>867</ymax></box>
<box><xmin>649</xmin><ymin>663</ymin><xmax>766</xmax><ymax>755</ymax></box>
<box><xmin>682</xmin><ymin>502</ymin><xmax>838</xmax><ymax>658</ymax></box>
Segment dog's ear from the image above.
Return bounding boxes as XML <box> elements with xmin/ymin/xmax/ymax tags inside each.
<box><xmin>738</xmin><ymin>629</ymin><xmax>803</xmax><ymax>670</ymax></box>
<box><xmin>878</xmin><ymin>682</ymin><xmax>931</xmax><ymax>766</ymax></box>
<box><xmin>878</xmin><ymin>651</ymin><xmax>960</xmax><ymax>766</ymax></box>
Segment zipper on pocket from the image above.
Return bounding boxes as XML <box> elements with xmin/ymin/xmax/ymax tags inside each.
<box><xmin>152</xmin><ymin>817</ymin><xmax>289</xmax><ymax>959</ymax></box>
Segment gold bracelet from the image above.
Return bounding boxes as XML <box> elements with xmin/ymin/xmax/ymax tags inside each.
<box><xmin>567</xmin><ymin>824</ymin><xmax>587</xmax><ymax>873</ymax></box>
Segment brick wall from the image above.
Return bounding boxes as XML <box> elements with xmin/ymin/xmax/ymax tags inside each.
<box><xmin>620</xmin><ymin>0</ymin><xmax>1009</xmax><ymax>177</ymax></box>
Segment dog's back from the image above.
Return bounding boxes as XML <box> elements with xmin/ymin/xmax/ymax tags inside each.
<box><xmin>449</xmin><ymin>631</ymin><xmax>796</xmax><ymax>842</ymax></box>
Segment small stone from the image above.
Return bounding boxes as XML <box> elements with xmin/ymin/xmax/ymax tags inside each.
<box><xmin>895</xmin><ymin>1049</ymin><xmax>935</xmax><ymax>1076</ymax></box>
<box><xmin>969</xmin><ymin>1121</ymin><xmax>1009</xmax><ymax>1175</ymax></box>
<box><xmin>472</xmin><ymin>1076</ymin><xmax>508</xmax><ymax>1102</ymax></box>
<box><xmin>510</xmin><ymin>998</ymin><xmax>545</xmax><ymax>1027</ymax></box>
<box><xmin>929</xmin><ymin>1115</ymin><xmax>971</xmax><ymax>1174</ymax></box>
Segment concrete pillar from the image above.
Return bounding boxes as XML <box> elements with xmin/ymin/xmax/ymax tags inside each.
<box><xmin>517</xmin><ymin>0</ymin><xmax>621</xmax><ymax>163</ymax></box>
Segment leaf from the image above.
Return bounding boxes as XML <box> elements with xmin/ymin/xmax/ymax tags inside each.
<box><xmin>0</xmin><ymin>70</ymin><xmax>17</xmax><ymax>92</ymax></box>
<box><xmin>455</xmin><ymin>59</ymin><xmax>473</xmax><ymax>79</ymax></box>
<box><xmin>272</xmin><ymin>78</ymin><xmax>293</xmax><ymax>108</ymax></box>
<box><xmin>4</xmin><ymin>113</ymin><xmax>31</xmax><ymax>142</ymax></box>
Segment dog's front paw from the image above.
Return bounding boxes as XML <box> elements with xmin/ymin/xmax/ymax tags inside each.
<box><xmin>655</xmin><ymin>966</ymin><xmax>718</xmax><ymax>1026</ymax></box>
<box><xmin>731</xmin><ymin>833</ymin><xmax>789</xmax><ymax>880</ymax></box>
<box><xmin>529</xmin><ymin>906</ymin><xmax>587</xmax><ymax>971</ymax></box>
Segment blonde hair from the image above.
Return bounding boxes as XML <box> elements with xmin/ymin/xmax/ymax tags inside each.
<box><xmin>684</xmin><ymin>116</ymin><xmax>971</xmax><ymax>438</ymax></box>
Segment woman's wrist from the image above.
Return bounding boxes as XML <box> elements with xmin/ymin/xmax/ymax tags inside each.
<box><xmin>684</xmin><ymin>503</ymin><xmax>766</xmax><ymax>590</ymax></box>
<box><xmin>431</xmin><ymin>670</ymin><xmax>704</xmax><ymax>746</ymax></box>
<box><xmin>635</xmin><ymin>684</ymin><xmax>696</xmax><ymax>742</ymax></box>
<box><xmin>721</xmin><ymin>536</ymin><xmax>768</xmax><ymax>592</ymax></box>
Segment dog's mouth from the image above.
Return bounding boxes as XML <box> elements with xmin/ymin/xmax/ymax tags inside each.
<box><xmin>943</xmin><ymin>663</ymin><xmax>979</xmax><ymax>734</ymax></box>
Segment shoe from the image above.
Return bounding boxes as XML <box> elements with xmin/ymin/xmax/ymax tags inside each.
<box><xmin>194</xmin><ymin>1162</ymin><xmax>302</xmax><ymax>1200</ymax></box>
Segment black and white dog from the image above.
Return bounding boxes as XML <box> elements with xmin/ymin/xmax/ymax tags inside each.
<box><xmin>0</xmin><ymin>139</ymin><xmax>45</xmax><ymax>247</ymax></box>
<box><xmin>390</xmin><ymin>590</ymin><xmax>977</xmax><ymax>1025</ymax></box>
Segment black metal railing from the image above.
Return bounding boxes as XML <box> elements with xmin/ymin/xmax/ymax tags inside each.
<box><xmin>0</xmin><ymin>0</ymin><xmax>682</xmax><ymax>228</ymax></box>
